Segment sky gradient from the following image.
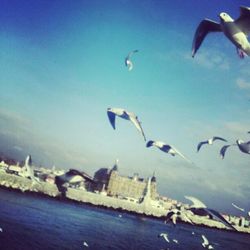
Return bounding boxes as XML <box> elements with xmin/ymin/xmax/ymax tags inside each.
<box><xmin>0</xmin><ymin>0</ymin><xmax>250</xmax><ymax>215</ymax></box>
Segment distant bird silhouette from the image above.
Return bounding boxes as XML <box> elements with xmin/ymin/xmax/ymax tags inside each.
<box><xmin>146</xmin><ymin>140</ymin><xmax>193</xmax><ymax>164</ymax></box>
<box><xmin>185</xmin><ymin>196</ymin><xmax>237</xmax><ymax>231</ymax></box>
<box><xmin>192</xmin><ymin>6</ymin><xmax>250</xmax><ymax>58</ymax></box>
<box><xmin>197</xmin><ymin>136</ymin><xmax>227</xmax><ymax>152</ymax></box>
<box><xmin>220</xmin><ymin>139</ymin><xmax>250</xmax><ymax>158</ymax></box>
<box><xmin>107</xmin><ymin>108</ymin><xmax>146</xmax><ymax>141</ymax></box>
<box><xmin>201</xmin><ymin>235</ymin><xmax>214</xmax><ymax>249</ymax></box>
<box><xmin>232</xmin><ymin>203</ymin><xmax>245</xmax><ymax>212</ymax></box>
<box><xmin>125</xmin><ymin>50</ymin><xmax>138</xmax><ymax>71</ymax></box>
<box><xmin>158</xmin><ymin>233</ymin><xmax>170</xmax><ymax>242</ymax></box>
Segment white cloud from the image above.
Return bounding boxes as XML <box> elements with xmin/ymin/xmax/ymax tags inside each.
<box><xmin>186</xmin><ymin>49</ymin><xmax>230</xmax><ymax>70</ymax></box>
<box><xmin>236</xmin><ymin>78</ymin><xmax>250</xmax><ymax>90</ymax></box>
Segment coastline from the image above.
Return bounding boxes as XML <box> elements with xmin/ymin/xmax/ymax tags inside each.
<box><xmin>0</xmin><ymin>171</ymin><xmax>249</xmax><ymax>235</ymax></box>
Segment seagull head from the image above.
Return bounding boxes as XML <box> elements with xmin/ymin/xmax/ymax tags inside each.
<box><xmin>236</xmin><ymin>139</ymin><xmax>244</xmax><ymax>145</ymax></box>
<box><xmin>219</xmin><ymin>12</ymin><xmax>234</xmax><ymax>23</ymax></box>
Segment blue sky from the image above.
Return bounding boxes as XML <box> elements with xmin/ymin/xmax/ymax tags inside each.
<box><xmin>0</xmin><ymin>0</ymin><xmax>250</xmax><ymax>214</ymax></box>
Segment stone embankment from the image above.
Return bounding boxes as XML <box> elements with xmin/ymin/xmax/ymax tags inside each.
<box><xmin>0</xmin><ymin>171</ymin><xmax>249</xmax><ymax>234</ymax></box>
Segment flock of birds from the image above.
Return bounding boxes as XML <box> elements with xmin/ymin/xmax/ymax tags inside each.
<box><xmin>2</xmin><ymin>5</ymin><xmax>250</xmax><ymax>250</ymax></box>
<box><xmin>106</xmin><ymin>5</ymin><xmax>250</xmax><ymax>249</ymax></box>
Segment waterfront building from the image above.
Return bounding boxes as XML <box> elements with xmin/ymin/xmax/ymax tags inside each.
<box><xmin>92</xmin><ymin>161</ymin><xmax>159</xmax><ymax>201</ymax></box>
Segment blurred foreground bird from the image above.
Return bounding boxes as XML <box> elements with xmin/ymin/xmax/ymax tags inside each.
<box><xmin>192</xmin><ymin>6</ymin><xmax>250</xmax><ymax>58</ymax></box>
<box><xmin>107</xmin><ymin>108</ymin><xmax>146</xmax><ymax>141</ymax></box>
<box><xmin>185</xmin><ymin>196</ymin><xmax>237</xmax><ymax>231</ymax></box>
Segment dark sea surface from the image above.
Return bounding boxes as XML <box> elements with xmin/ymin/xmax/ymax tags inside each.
<box><xmin>0</xmin><ymin>188</ymin><xmax>249</xmax><ymax>250</ymax></box>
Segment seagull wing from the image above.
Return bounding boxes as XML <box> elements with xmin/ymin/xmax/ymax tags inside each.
<box><xmin>192</xmin><ymin>19</ymin><xmax>221</xmax><ymax>57</ymax></box>
<box><xmin>235</xmin><ymin>6</ymin><xmax>250</xmax><ymax>35</ymax></box>
<box><xmin>219</xmin><ymin>144</ymin><xmax>231</xmax><ymax>159</ymax></box>
<box><xmin>208</xmin><ymin>208</ymin><xmax>237</xmax><ymax>231</ymax></box>
<box><xmin>213</xmin><ymin>136</ymin><xmax>227</xmax><ymax>142</ymax></box>
<box><xmin>128</xmin><ymin>49</ymin><xmax>139</xmax><ymax>58</ymax></box>
<box><xmin>107</xmin><ymin>110</ymin><xmax>116</xmax><ymax>129</ymax></box>
<box><xmin>129</xmin><ymin>115</ymin><xmax>146</xmax><ymax>141</ymax></box>
<box><xmin>197</xmin><ymin>141</ymin><xmax>208</xmax><ymax>152</ymax></box>
<box><xmin>171</xmin><ymin>145</ymin><xmax>193</xmax><ymax>164</ymax></box>
<box><xmin>185</xmin><ymin>196</ymin><xmax>207</xmax><ymax>208</ymax></box>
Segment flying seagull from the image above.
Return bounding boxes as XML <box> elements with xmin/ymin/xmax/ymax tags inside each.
<box><xmin>107</xmin><ymin>108</ymin><xmax>146</xmax><ymax>141</ymax></box>
<box><xmin>55</xmin><ymin>169</ymin><xmax>94</xmax><ymax>195</ymax></box>
<box><xmin>192</xmin><ymin>6</ymin><xmax>250</xmax><ymax>58</ymax></box>
<box><xmin>185</xmin><ymin>196</ymin><xmax>237</xmax><ymax>231</ymax></box>
<box><xmin>232</xmin><ymin>203</ymin><xmax>245</xmax><ymax>212</ymax></box>
<box><xmin>125</xmin><ymin>49</ymin><xmax>138</xmax><ymax>71</ymax></box>
<box><xmin>158</xmin><ymin>233</ymin><xmax>170</xmax><ymax>243</ymax></box>
<box><xmin>201</xmin><ymin>235</ymin><xmax>214</xmax><ymax>249</ymax></box>
<box><xmin>220</xmin><ymin>139</ymin><xmax>250</xmax><ymax>158</ymax></box>
<box><xmin>165</xmin><ymin>206</ymin><xmax>194</xmax><ymax>225</ymax></box>
<box><xmin>197</xmin><ymin>136</ymin><xmax>227</xmax><ymax>152</ymax></box>
<box><xmin>23</xmin><ymin>155</ymin><xmax>39</xmax><ymax>184</ymax></box>
<box><xmin>83</xmin><ymin>241</ymin><xmax>89</xmax><ymax>247</ymax></box>
<box><xmin>146</xmin><ymin>140</ymin><xmax>193</xmax><ymax>164</ymax></box>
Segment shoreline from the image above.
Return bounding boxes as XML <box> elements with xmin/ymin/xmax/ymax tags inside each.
<box><xmin>0</xmin><ymin>171</ymin><xmax>249</xmax><ymax>235</ymax></box>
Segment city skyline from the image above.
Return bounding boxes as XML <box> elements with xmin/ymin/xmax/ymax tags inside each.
<box><xmin>0</xmin><ymin>0</ymin><xmax>250</xmax><ymax>215</ymax></box>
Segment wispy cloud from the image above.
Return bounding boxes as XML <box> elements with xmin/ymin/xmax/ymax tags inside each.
<box><xmin>236</xmin><ymin>78</ymin><xmax>250</xmax><ymax>90</ymax></box>
<box><xmin>186</xmin><ymin>50</ymin><xmax>230</xmax><ymax>70</ymax></box>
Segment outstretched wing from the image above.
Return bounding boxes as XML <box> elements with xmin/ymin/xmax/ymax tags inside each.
<box><xmin>129</xmin><ymin>115</ymin><xmax>146</xmax><ymax>141</ymax></box>
<box><xmin>192</xmin><ymin>19</ymin><xmax>221</xmax><ymax>57</ymax></box>
<box><xmin>220</xmin><ymin>145</ymin><xmax>231</xmax><ymax>159</ymax></box>
<box><xmin>197</xmin><ymin>141</ymin><xmax>207</xmax><ymax>152</ymax></box>
<box><xmin>235</xmin><ymin>6</ymin><xmax>250</xmax><ymax>35</ymax></box>
<box><xmin>185</xmin><ymin>195</ymin><xmax>207</xmax><ymax>208</ymax></box>
<box><xmin>213</xmin><ymin>136</ymin><xmax>227</xmax><ymax>142</ymax></box>
<box><xmin>208</xmin><ymin>208</ymin><xmax>237</xmax><ymax>231</ymax></box>
<box><xmin>107</xmin><ymin>110</ymin><xmax>116</xmax><ymax>129</ymax></box>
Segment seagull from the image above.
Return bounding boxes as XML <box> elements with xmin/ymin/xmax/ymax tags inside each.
<box><xmin>83</xmin><ymin>241</ymin><xmax>89</xmax><ymax>247</ymax></box>
<box><xmin>165</xmin><ymin>207</ymin><xmax>194</xmax><ymax>225</ymax></box>
<box><xmin>232</xmin><ymin>203</ymin><xmax>245</xmax><ymax>212</ymax></box>
<box><xmin>202</xmin><ymin>235</ymin><xmax>214</xmax><ymax>249</ymax></box>
<box><xmin>192</xmin><ymin>6</ymin><xmax>250</xmax><ymax>58</ymax></box>
<box><xmin>185</xmin><ymin>196</ymin><xmax>237</xmax><ymax>231</ymax></box>
<box><xmin>248</xmin><ymin>211</ymin><xmax>250</xmax><ymax>217</ymax></box>
<box><xmin>146</xmin><ymin>140</ymin><xmax>193</xmax><ymax>164</ymax></box>
<box><xmin>107</xmin><ymin>108</ymin><xmax>146</xmax><ymax>141</ymax></box>
<box><xmin>23</xmin><ymin>155</ymin><xmax>39</xmax><ymax>184</ymax></box>
<box><xmin>158</xmin><ymin>233</ymin><xmax>170</xmax><ymax>243</ymax></box>
<box><xmin>197</xmin><ymin>136</ymin><xmax>227</xmax><ymax>152</ymax></box>
<box><xmin>55</xmin><ymin>169</ymin><xmax>91</xmax><ymax>195</ymax></box>
<box><xmin>0</xmin><ymin>227</ymin><xmax>2</xmax><ymax>233</ymax></box>
<box><xmin>173</xmin><ymin>239</ymin><xmax>179</xmax><ymax>244</ymax></box>
<box><xmin>125</xmin><ymin>49</ymin><xmax>138</xmax><ymax>71</ymax></box>
<box><xmin>220</xmin><ymin>139</ymin><xmax>250</xmax><ymax>158</ymax></box>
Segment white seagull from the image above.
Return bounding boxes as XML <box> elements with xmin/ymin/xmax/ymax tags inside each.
<box><xmin>55</xmin><ymin>169</ymin><xmax>93</xmax><ymax>195</ymax></box>
<box><xmin>125</xmin><ymin>49</ymin><xmax>139</xmax><ymax>71</ymax></box>
<box><xmin>185</xmin><ymin>196</ymin><xmax>237</xmax><ymax>231</ymax></box>
<box><xmin>192</xmin><ymin>6</ymin><xmax>250</xmax><ymax>58</ymax></box>
<box><xmin>201</xmin><ymin>235</ymin><xmax>214</xmax><ymax>249</ymax></box>
<box><xmin>220</xmin><ymin>139</ymin><xmax>250</xmax><ymax>158</ymax></box>
<box><xmin>146</xmin><ymin>140</ymin><xmax>193</xmax><ymax>164</ymax></box>
<box><xmin>107</xmin><ymin>108</ymin><xmax>146</xmax><ymax>141</ymax></box>
<box><xmin>197</xmin><ymin>136</ymin><xmax>227</xmax><ymax>152</ymax></box>
<box><xmin>158</xmin><ymin>233</ymin><xmax>170</xmax><ymax>243</ymax></box>
<box><xmin>23</xmin><ymin>155</ymin><xmax>39</xmax><ymax>184</ymax></box>
<box><xmin>232</xmin><ymin>203</ymin><xmax>245</xmax><ymax>212</ymax></box>
<box><xmin>83</xmin><ymin>241</ymin><xmax>89</xmax><ymax>247</ymax></box>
